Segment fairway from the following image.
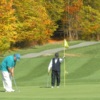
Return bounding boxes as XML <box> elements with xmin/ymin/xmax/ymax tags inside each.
<box><xmin>0</xmin><ymin>42</ymin><xmax>100</xmax><ymax>100</ymax></box>
<box><xmin>0</xmin><ymin>84</ymin><xmax>100</xmax><ymax>100</ymax></box>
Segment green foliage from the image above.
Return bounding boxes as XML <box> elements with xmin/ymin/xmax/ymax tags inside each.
<box><xmin>83</xmin><ymin>0</ymin><xmax>100</xmax><ymax>11</ymax></box>
<box><xmin>79</xmin><ymin>6</ymin><xmax>100</xmax><ymax>40</ymax></box>
<box><xmin>0</xmin><ymin>36</ymin><xmax>10</xmax><ymax>54</ymax></box>
<box><xmin>44</xmin><ymin>0</ymin><xmax>65</xmax><ymax>22</ymax></box>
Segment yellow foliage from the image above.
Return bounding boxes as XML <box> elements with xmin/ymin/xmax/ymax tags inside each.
<box><xmin>0</xmin><ymin>36</ymin><xmax>10</xmax><ymax>52</ymax></box>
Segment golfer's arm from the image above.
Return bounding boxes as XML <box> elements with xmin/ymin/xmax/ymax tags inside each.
<box><xmin>60</xmin><ymin>58</ymin><xmax>64</xmax><ymax>62</ymax></box>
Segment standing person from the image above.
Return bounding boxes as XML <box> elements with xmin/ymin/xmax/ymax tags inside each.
<box><xmin>0</xmin><ymin>54</ymin><xmax>20</xmax><ymax>92</ymax></box>
<box><xmin>48</xmin><ymin>52</ymin><xmax>64</xmax><ymax>88</ymax></box>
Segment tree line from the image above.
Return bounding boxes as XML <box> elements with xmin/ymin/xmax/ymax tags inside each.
<box><xmin>0</xmin><ymin>0</ymin><xmax>100</xmax><ymax>54</ymax></box>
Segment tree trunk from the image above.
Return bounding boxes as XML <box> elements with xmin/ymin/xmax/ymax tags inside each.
<box><xmin>96</xmin><ymin>34</ymin><xmax>100</xmax><ymax>41</ymax></box>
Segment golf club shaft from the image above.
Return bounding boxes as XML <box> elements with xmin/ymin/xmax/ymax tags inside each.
<box><xmin>47</xmin><ymin>74</ymin><xmax>50</xmax><ymax>87</ymax></box>
<box><xmin>13</xmin><ymin>77</ymin><xmax>20</xmax><ymax>92</ymax></box>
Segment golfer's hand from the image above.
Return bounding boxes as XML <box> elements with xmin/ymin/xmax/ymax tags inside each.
<box><xmin>11</xmin><ymin>72</ymin><xmax>14</xmax><ymax>77</ymax></box>
<box><xmin>11</xmin><ymin>68</ymin><xmax>14</xmax><ymax>77</ymax></box>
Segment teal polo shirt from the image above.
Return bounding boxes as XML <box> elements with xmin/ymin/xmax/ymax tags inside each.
<box><xmin>0</xmin><ymin>55</ymin><xmax>16</xmax><ymax>71</ymax></box>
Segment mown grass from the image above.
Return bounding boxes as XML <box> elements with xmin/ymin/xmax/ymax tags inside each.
<box><xmin>0</xmin><ymin>41</ymin><xmax>100</xmax><ymax>100</ymax></box>
<box><xmin>0</xmin><ymin>84</ymin><xmax>100</xmax><ymax>100</ymax></box>
<box><xmin>2</xmin><ymin>40</ymin><xmax>82</xmax><ymax>56</ymax></box>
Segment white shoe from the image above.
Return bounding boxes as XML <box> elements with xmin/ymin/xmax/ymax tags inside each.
<box><xmin>51</xmin><ymin>86</ymin><xmax>54</xmax><ymax>88</ymax></box>
<box><xmin>11</xmin><ymin>89</ymin><xmax>15</xmax><ymax>92</ymax></box>
<box><xmin>5</xmin><ymin>90</ymin><xmax>12</xmax><ymax>92</ymax></box>
<box><xmin>57</xmin><ymin>86</ymin><xmax>59</xmax><ymax>88</ymax></box>
<box><xmin>5</xmin><ymin>89</ymin><xmax>15</xmax><ymax>92</ymax></box>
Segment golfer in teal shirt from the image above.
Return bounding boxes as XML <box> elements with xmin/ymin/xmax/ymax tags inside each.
<box><xmin>0</xmin><ymin>54</ymin><xmax>20</xmax><ymax>92</ymax></box>
<box><xmin>1</xmin><ymin>56</ymin><xmax>16</xmax><ymax>71</ymax></box>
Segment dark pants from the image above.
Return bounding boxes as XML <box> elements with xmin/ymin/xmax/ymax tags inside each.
<box><xmin>51</xmin><ymin>70</ymin><xmax>60</xmax><ymax>86</ymax></box>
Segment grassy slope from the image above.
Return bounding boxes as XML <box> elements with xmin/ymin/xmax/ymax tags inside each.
<box><xmin>0</xmin><ymin>41</ymin><xmax>100</xmax><ymax>100</ymax></box>
<box><xmin>66</xmin><ymin>43</ymin><xmax>100</xmax><ymax>83</ymax></box>
<box><xmin>3</xmin><ymin>40</ymin><xmax>82</xmax><ymax>56</ymax></box>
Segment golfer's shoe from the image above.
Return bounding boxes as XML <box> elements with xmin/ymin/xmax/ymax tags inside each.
<box><xmin>51</xmin><ymin>86</ymin><xmax>54</xmax><ymax>88</ymax></box>
<box><xmin>57</xmin><ymin>86</ymin><xmax>59</xmax><ymax>88</ymax></box>
<box><xmin>11</xmin><ymin>89</ymin><xmax>15</xmax><ymax>92</ymax></box>
<box><xmin>5</xmin><ymin>90</ymin><xmax>12</xmax><ymax>92</ymax></box>
<box><xmin>5</xmin><ymin>89</ymin><xmax>15</xmax><ymax>92</ymax></box>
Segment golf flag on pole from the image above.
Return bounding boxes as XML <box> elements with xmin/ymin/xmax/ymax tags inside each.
<box><xmin>63</xmin><ymin>39</ymin><xmax>69</xmax><ymax>86</ymax></box>
<box><xmin>64</xmin><ymin>39</ymin><xmax>69</xmax><ymax>48</ymax></box>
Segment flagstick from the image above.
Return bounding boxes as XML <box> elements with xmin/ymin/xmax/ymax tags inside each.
<box><xmin>63</xmin><ymin>39</ymin><xmax>69</xmax><ymax>86</ymax></box>
<box><xmin>64</xmin><ymin>46</ymin><xmax>66</xmax><ymax>86</ymax></box>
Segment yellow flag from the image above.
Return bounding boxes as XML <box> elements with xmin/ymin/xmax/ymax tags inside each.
<box><xmin>64</xmin><ymin>39</ymin><xmax>69</xmax><ymax>48</ymax></box>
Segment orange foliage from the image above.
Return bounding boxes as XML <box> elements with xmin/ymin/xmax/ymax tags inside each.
<box><xmin>90</xmin><ymin>25</ymin><xmax>99</xmax><ymax>31</ymax></box>
<box><xmin>65</xmin><ymin>0</ymin><xmax>83</xmax><ymax>14</ymax></box>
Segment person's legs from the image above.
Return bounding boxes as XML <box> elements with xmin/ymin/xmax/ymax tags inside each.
<box><xmin>1</xmin><ymin>71</ymin><xmax>13</xmax><ymax>92</ymax></box>
<box><xmin>56</xmin><ymin>71</ymin><xmax>60</xmax><ymax>87</ymax></box>
<box><xmin>51</xmin><ymin>70</ymin><xmax>56</xmax><ymax>87</ymax></box>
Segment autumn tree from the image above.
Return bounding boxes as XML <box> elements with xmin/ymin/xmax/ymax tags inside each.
<box><xmin>44</xmin><ymin>0</ymin><xmax>65</xmax><ymax>22</ymax></box>
<box><xmin>62</xmin><ymin>0</ymin><xmax>83</xmax><ymax>40</ymax></box>
<box><xmin>79</xmin><ymin>5</ymin><xmax>100</xmax><ymax>40</ymax></box>
<box><xmin>61</xmin><ymin>0</ymin><xmax>100</xmax><ymax>41</ymax></box>
<box><xmin>43</xmin><ymin>0</ymin><xmax>65</xmax><ymax>38</ymax></box>
<box><xmin>13</xmin><ymin>0</ymin><xmax>56</xmax><ymax>47</ymax></box>
<box><xmin>0</xmin><ymin>0</ymin><xmax>17</xmax><ymax>54</ymax></box>
<box><xmin>75</xmin><ymin>0</ymin><xmax>100</xmax><ymax>40</ymax></box>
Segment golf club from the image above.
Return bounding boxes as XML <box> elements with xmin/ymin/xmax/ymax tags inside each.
<box><xmin>46</xmin><ymin>74</ymin><xmax>50</xmax><ymax>88</ymax></box>
<box><xmin>13</xmin><ymin>77</ymin><xmax>20</xmax><ymax>92</ymax></box>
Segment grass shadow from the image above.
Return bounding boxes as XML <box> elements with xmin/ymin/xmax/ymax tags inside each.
<box><xmin>40</xmin><ymin>86</ymin><xmax>51</xmax><ymax>88</ymax></box>
<box><xmin>0</xmin><ymin>90</ymin><xmax>5</xmax><ymax>92</ymax></box>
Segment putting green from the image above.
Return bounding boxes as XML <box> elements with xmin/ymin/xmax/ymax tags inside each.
<box><xmin>0</xmin><ymin>84</ymin><xmax>100</xmax><ymax>100</ymax></box>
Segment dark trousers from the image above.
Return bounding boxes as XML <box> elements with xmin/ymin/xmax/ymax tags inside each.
<box><xmin>51</xmin><ymin>70</ymin><xmax>60</xmax><ymax>86</ymax></box>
